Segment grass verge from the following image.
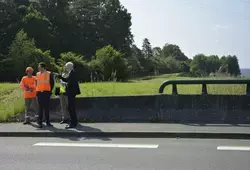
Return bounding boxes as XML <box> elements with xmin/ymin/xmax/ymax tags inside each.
<box><xmin>0</xmin><ymin>74</ymin><xmax>247</xmax><ymax>122</ymax></box>
<box><xmin>0</xmin><ymin>83</ymin><xmax>24</xmax><ymax>122</ymax></box>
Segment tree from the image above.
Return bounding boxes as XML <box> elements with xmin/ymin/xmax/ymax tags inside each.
<box><xmin>8</xmin><ymin>30</ymin><xmax>57</xmax><ymax>81</ymax></box>
<box><xmin>206</xmin><ymin>55</ymin><xmax>221</xmax><ymax>73</ymax></box>
<box><xmin>162</xmin><ymin>44</ymin><xmax>188</xmax><ymax>61</ymax></box>
<box><xmin>100</xmin><ymin>0</ymin><xmax>133</xmax><ymax>56</ymax></box>
<box><xmin>13</xmin><ymin>0</ymin><xmax>30</xmax><ymax>6</ymax></box>
<box><xmin>0</xmin><ymin>0</ymin><xmax>22</xmax><ymax>55</ymax></box>
<box><xmin>0</xmin><ymin>0</ymin><xmax>243</xmax><ymax>81</ymax></box>
<box><xmin>21</xmin><ymin>4</ymin><xmax>54</xmax><ymax>52</ymax></box>
<box><xmin>152</xmin><ymin>57</ymin><xmax>170</xmax><ymax>74</ymax></box>
<box><xmin>28</xmin><ymin>49</ymin><xmax>59</xmax><ymax>73</ymax></box>
<box><xmin>37</xmin><ymin>0</ymin><xmax>74</xmax><ymax>57</ymax></box>
<box><xmin>127</xmin><ymin>45</ymin><xmax>144</xmax><ymax>77</ymax></box>
<box><xmin>164</xmin><ymin>57</ymin><xmax>183</xmax><ymax>73</ymax></box>
<box><xmin>0</xmin><ymin>58</ymin><xmax>15</xmax><ymax>81</ymax></box>
<box><xmin>219</xmin><ymin>55</ymin><xmax>241</xmax><ymax>76</ymax></box>
<box><xmin>142</xmin><ymin>38</ymin><xmax>153</xmax><ymax>58</ymax></box>
<box><xmin>34</xmin><ymin>0</ymin><xmax>133</xmax><ymax>58</ymax></box>
<box><xmin>90</xmin><ymin>45</ymin><xmax>128</xmax><ymax>81</ymax></box>
<box><xmin>225</xmin><ymin>55</ymin><xmax>241</xmax><ymax>76</ymax></box>
<box><xmin>190</xmin><ymin>54</ymin><xmax>208</xmax><ymax>76</ymax></box>
<box><xmin>130</xmin><ymin>44</ymin><xmax>155</xmax><ymax>75</ymax></box>
<box><xmin>190</xmin><ymin>54</ymin><xmax>241</xmax><ymax>77</ymax></box>
<box><xmin>218</xmin><ymin>65</ymin><xmax>228</xmax><ymax>74</ymax></box>
<box><xmin>218</xmin><ymin>56</ymin><xmax>228</xmax><ymax>74</ymax></box>
<box><xmin>179</xmin><ymin>60</ymin><xmax>190</xmax><ymax>73</ymax></box>
<box><xmin>152</xmin><ymin>47</ymin><xmax>162</xmax><ymax>57</ymax></box>
<box><xmin>131</xmin><ymin>44</ymin><xmax>144</xmax><ymax>60</ymax></box>
<box><xmin>8</xmin><ymin>29</ymin><xmax>37</xmax><ymax>77</ymax></box>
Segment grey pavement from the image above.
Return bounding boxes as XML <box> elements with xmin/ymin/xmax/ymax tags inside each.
<box><xmin>1</xmin><ymin>137</ymin><xmax>250</xmax><ymax>170</ymax></box>
<box><xmin>0</xmin><ymin>123</ymin><xmax>250</xmax><ymax>139</ymax></box>
<box><xmin>1</xmin><ymin>123</ymin><xmax>250</xmax><ymax>133</ymax></box>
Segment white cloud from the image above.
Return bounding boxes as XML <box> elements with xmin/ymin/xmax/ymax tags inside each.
<box><xmin>215</xmin><ymin>24</ymin><xmax>228</xmax><ymax>29</ymax></box>
<box><xmin>212</xmin><ymin>24</ymin><xmax>229</xmax><ymax>31</ymax></box>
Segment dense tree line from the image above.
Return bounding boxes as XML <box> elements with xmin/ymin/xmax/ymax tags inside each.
<box><xmin>0</xmin><ymin>0</ymin><xmax>241</xmax><ymax>82</ymax></box>
<box><xmin>190</xmin><ymin>54</ymin><xmax>241</xmax><ymax>77</ymax></box>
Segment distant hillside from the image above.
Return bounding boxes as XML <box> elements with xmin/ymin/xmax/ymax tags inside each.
<box><xmin>241</xmin><ymin>69</ymin><xmax>250</xmax><ymax>77</ymax></box>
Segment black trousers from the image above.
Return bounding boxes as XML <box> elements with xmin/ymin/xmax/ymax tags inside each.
<box><xmin>37</xmin><ymin>92</ymin><xmax>51</xmax><ymax>124</ymax></box>
<box><xmin>68</xmin><ymin>95</ymin><xmax>77</xmax><ymax>126</ymax></box>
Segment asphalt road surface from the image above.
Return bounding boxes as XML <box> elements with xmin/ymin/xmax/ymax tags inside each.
<box><xmin>1</xmin><ymin>137</ymin><xmax>250</xmax><ymax>170</ymax></box>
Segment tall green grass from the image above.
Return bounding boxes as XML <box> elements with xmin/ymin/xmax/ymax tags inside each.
<box><xmin>0</xmin><ymin>83</ymin><xmax>24</xmax><ymax>122</ymax></box>
<box><xmin>0</xmin><ymin>74</ymin><xmax>247</xmax><ymax>121</ymax></box>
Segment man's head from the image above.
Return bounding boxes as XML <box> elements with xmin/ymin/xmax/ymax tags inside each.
<box><xmin>65</xmin><ymin>62</ymin><xmax>74</xmax><ymax>72</ymax></box>
<box><xmin>38</xmin><ymin>62</ymin><xmax>46</xmax><ymax>72</ymax></box>
<box><xmin>26</xmin><ymin>67</ymin><xmax>34</xmax><ymax>77</ymax></box>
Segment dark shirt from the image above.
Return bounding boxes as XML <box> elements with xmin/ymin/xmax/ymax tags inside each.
<box><xmin>58</xmin><ymin>70</ymin><xmax>81</xmax><ymax>96</ymax></box>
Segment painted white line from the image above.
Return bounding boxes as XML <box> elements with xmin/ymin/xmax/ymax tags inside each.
<box><xmin>33</xmin><ymin>142</ymin><xmax>159</xmax><ymax>149</ymax></box>
<box><xmin>217</xmin><ymin>146</ymin><xmax>250</xmax><ymax>151</ymax></box>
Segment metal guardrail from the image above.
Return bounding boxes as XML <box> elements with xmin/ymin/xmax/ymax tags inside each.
<box><xmin>158</xmin><ymin>79</ymin><xmax>250</xmax><ymax>95</ymax></box>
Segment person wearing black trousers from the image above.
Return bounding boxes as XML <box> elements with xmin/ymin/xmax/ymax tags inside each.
<box><xmin>36</xmin><ymin>62</ymin><xmax>55</xmax><ymax>128</ymax></box>
<box><xmin>57</xmin><ymin>62</ymin><xmax>81</xmax><ymax>129</ymax></box>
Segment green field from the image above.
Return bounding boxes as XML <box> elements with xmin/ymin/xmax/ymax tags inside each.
<box><xmin>0</xmin><ymin>74</ymin><xmax>247</xmax><ymax>122</ymax></box>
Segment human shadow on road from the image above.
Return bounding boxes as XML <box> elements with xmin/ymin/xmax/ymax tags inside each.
<box><xmin>30</xmin><ymin>123</ymin><xmax>111</xmax><ymax>141</ymax></box>
<box><xmin>75</xmin><ymin>124</ymin><xmax>111</xmax><ymax>141</ymax></box>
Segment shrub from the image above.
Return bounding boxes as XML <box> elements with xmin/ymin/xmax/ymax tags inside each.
<box><xmin>152</xmin><ymin>57</ymin><xmax>187</xmax><ymax>74</ymax></box>
<box><xmin>58</xmin><ymin>52</ymin><xmax>90</xmax><ymax>82</ymax></box>
<box><xmin>90</xmin><ymin>45</ymin><xmax>128</xmax><ymax>81</ymax></box>
<box><xmin>27</xmin><ymin>49</ymin><xmax>59</xmax><ymax>73</ymax></box>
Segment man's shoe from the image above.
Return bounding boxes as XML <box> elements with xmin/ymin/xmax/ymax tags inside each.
<box><xmin>38</xmin><ymin>123</ymin><xmax>43</xmax><ymax>128</ymax></box>
<box><xmin>65</xmin><ymin>124</ymin><xmax>76</xmax><ymax>129</ymax></box>
<box><xmin>46</xmin><ymin>122</ymin><xmax>53</xmax><ymax>127</ymax></box>
<box><xmin>23</xmin><ymin>121</ymin><xmax>31</xmax><ymax>125</ymax></box>
<box><xmin>60</xmin><ymin>120</ymin><xmax>68</xmax><ymax>124</ymax></box>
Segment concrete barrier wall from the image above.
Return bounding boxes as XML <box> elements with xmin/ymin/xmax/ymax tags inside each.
<box><xmin>49</xmin><ymin>95</ymin><xmax>250</xmax><ymax>124</ymax></box>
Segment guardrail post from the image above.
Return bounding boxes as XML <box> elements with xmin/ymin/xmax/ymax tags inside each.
<box><xmin>172</xmin><ymin>84</ymin><xmax>178</xmax><ymax>95</ymax></box>
<box><xmin>246</xmin><ymin>83</ymin><xmax>250</xmax><ymax>96</ymax></box>
<box><xmin>202</xmin><ymin>84</ymin><xmax>208</xmax><ymax>95</ymax></box>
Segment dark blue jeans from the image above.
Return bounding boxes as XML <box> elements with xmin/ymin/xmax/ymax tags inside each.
<box><xmin>37</xmin><ymin>92</ymin><xmax>51</xmax><ymax>124</ymax></box>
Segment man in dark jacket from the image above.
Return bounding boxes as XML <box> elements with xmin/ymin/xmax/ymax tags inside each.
<box><xmin>57</xmin><ymin>62</ymin><xmax>81</xmax><ymax>129</ymax></box>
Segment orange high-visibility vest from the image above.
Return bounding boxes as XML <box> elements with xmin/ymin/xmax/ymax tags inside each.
<box><xmin>36</xmin><ymin>71</ymin><xmax>51</xmax><ymax>92</ymax></box>
<box><xmin>19</xmin><ymin>76</ymin><xmax>37</xmax><ymax>98</ymax></box>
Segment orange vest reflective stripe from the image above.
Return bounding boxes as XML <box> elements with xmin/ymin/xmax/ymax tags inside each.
<box><xmin>19</xmin><ymin>76</ymin><xmax>37</xmax><ymax>98</ymax></box>
<box><xmin>36</xmin><ymin>71</ymin><xmax>51</xmax><ymax>92</ymax></box>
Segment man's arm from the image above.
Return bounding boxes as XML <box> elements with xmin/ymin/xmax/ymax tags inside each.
<box><xmin>60</xmin><ymin>79</ymin><xmax>67</xmax><ymax>86</ymax></box>
<box><xmin>19</xmin><ymin>78</ymin><xmax>26</xmax><ymax>91</ymax></box>
<box><xmin>58</xmin><ymin>75</ymin><xmax>69</xmax><ymax>82</ymax></box>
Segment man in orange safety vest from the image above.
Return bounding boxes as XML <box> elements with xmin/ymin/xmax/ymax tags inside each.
<box><xmin>36</xmin><ymin>62</ymin><xmax>55</xmax><ymax>128</ymax></box>
<box><xmin>19</xmin><ymin>67</ymin><xmax>38</xmax><ymax>125</ymax></box>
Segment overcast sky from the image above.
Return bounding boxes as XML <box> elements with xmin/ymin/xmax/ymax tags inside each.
<box><xmin>120</xmin><ymin>0</ymin><xmax>250</xmax><ymax>68</ymax></box>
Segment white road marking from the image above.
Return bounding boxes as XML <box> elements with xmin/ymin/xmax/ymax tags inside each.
<box><xmin>33</xmin><ymin>142</ymin><xmax>159</xmax><ymax>149</ymax></box>
<box><xmin>217</xmin><ymin>146</ymin><xmax>250</xmax><ymax>151</ymax></box>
